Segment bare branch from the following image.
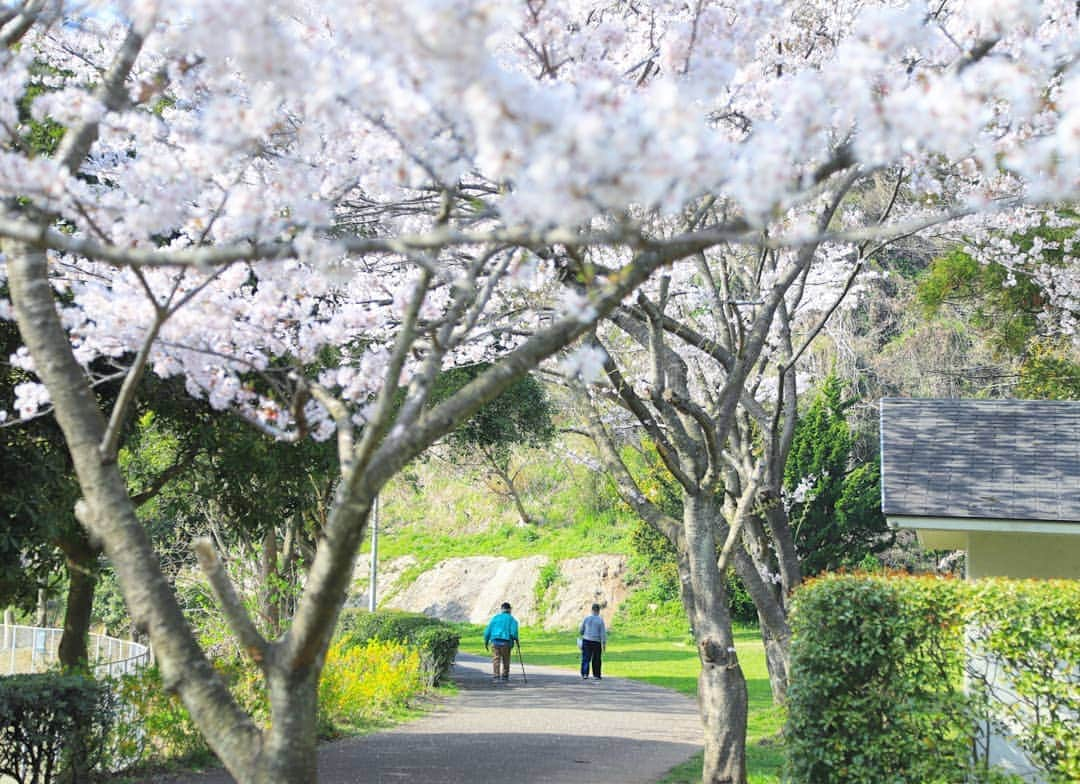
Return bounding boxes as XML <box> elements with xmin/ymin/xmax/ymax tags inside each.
<box><xmin>350</xmin><ymin>269</ymin><xmax>432</xmax><ymax>480</ymax></box>
<box><xmin>193</xmin><ymin>538</ymin><xmax>269</xmax><ymax>662</ymax></box>
<box><xmin>301</xmin><ymin>379</ymin><xmax>354</xmax><ymax>477</ymax></box>
<box><xmin>99</xmin><ymin>311</ymin><xmax>166</xmax><ymax>462</ymax></box>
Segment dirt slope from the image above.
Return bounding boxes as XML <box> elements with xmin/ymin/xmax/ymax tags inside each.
<box><xmin>356</xmin><ymin>554</ymin><xmax>630</xmax><ymax>629</ymax></box>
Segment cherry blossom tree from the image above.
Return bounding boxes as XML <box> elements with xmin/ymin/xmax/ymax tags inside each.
<box><xmin>569</xmin><ymin>181</ymin><xmax>880</xmax><ymax>778</ymax></box>
<box><xmin>0</xmin><ymin>1</ymin><xmax>1077</xmax><ymax>782</ymax></box>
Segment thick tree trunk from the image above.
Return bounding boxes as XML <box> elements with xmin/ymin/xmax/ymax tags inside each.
<box><xmin>255</xmin><ymin>664</ymin><xmax>321</xmax><ymax>783</ymax></box>
<box><xmin>684</xmin><ymin>494</ymin><xmax>748</xmax><ymax>784</ymax></box>
<box><xmin>58</xmin><ymin>532</ymin><xmax>100</xmax><ymax>669</ymax></box>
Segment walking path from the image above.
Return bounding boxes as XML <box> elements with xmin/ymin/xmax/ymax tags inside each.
<box><xmin>149</xmin><ymin>652</ymin><xmax>702</xmax><ymax>784</ymax></box>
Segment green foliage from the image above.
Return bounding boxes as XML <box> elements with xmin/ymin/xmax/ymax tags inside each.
<box><xmin>0</xmin><ymin>320</ymin><xmax>79</xmax><ymax>612</ymax></box>
<box><xmin>0</xmin><ymin>672</ymin><xmax>118</xmax><ymax>784</ymax></box>
<box><xmin>621</xmin><ymin>444</ymin><xmax>760</xmax><ymax>624</ymax></box>
<box><xmin>115</xmin><ymin>666</ymin><xmax>213</xmax><ymax>765</ymax></box>
<box><xmin>784</xmin><ymin>375</ymin><xmax>891</xmax><ymax>576</ymax></box>
<box><xmin>427</xmin><ymin>365</ymin><xmax>555</xmax><ymax>456</ymax></box>
<box><xmin>115</xmin><ymin>635</ymin><xmax>434</xmax><ymax>773</ymax></box>
<box><xmin>786</xmin><ymin>575</ymin><xmax>973</xmax><ymax>784</ymax></box>
<box><xmin>786</xmin><ymin>574</ymin><xmax>1077</xmax><ymax>783</ymax></box>
<box><xmin>336</xmin><ymin>610</ymin><xmax>460</xmax><ymax>686</ymax></box>
<box><xmin>620</xmin><ymin>520</ymin><xmax>687</xmax><ymax>634</ymax></box>
<box><xmin>916</xmin><ymin>227</ymin><xmax>1080</xmax><ymax>402</ymax></box>
<box><xmin>620</xmin><ymin>441</ymin><xmax>683</xmax><ymax>519</ymax></box>
<box><xmin>124</xmin><ymin>403</ymin><xmax>336</xmax><ymax>564</ymax></box>
<box><xmin>966</xmin><ymin>581</ymin><xmax>1080</xmax><ymax>782</ymax></box>
<box><xmin>115</xmin><ymin>658</ymin><xmax>272</xmax><ymax>768</ymax></box>
<box><xmin>918</xmin><ymin>248</ymin><xmax>1045</xmax><ymax>356</ymax></box>
<box><xmin>17</xmin><ymin>61</ymin><xmax>70</xmax><ymax>157</ymax></box>
<box><xmin>1016</xmin><ymin>339</ymin><xmax>1080</xmax><ymax>400</ymax></box>
<box><xmin>533</xmin><ymin>562</ymin><xmax>563</xmax><ymax>614</ymax></box>
<box><xmin>626</xmin><ymin>516</ymin><xmax>755</xmax><ymax>626</ymax></box>
<box><xmin>378</xmin><ymin>437</ymin><xmax>634</xmax><ymax>560</ymax></box>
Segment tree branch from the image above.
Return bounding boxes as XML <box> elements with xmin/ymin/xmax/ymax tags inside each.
<box><xmin>193</xmin><ymin>538</ymin><xmax>269</xmax><ymax>662</ymax></box>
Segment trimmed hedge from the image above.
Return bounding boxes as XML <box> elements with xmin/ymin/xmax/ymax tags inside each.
<box><xmin>336</xmin><ymin>609</ymin><xmax>460</xmax><ymax>686</ymax></box>
<box><xmin>786</xmin><ymin>575</ymin><xmax>1079</xmax><ymax>784</ymax></box>
<box><xmin>0</xmin><ymin>672</ymin><xmax>118</xmax><ymax>784</ymax></box>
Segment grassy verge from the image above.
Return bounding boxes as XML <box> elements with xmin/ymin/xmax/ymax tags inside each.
<box><xmin>456</xmin><ymin>623</ymin><xmax>784</xmax><ymax>783</ymax></box>
<box><xmin>369</xmin><ymin>518</ymin><xmax>632</xmax><ymax>568</ymax></box>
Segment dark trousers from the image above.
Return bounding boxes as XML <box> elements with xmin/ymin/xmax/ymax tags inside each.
<box><xmin>581</xmin><ymin>639</ymin><xmax>602</xmax><ymax>678</ymax></box>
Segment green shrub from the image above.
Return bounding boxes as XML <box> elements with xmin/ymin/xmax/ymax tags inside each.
<box><xmin>786</xmin><ymin>574</ymin><xmax>1077</xmax><ymax>783</ymax></box>
<box><xmin>116</xmin><ymin>666</ymin><xmax>211</xmax><ymax>765</ymax></box>
<box><xmin>534</xmin><ymin>562</ymin><xmax>562</xmax><ymax>616</ymax></box>
<box><xmin>116</xmin><ymin>658</ymin><xmax>270</xmax><ymax>767</ymax></box>
<box><xmin>115</xmin><ymin>626</ymin><xmax>444</xmax><ymax>771</ymax></box>
<box><xmin>336</xmin><ymin>609</ymin><xmax>460</xmax><ymax>686</ymax></box>
<box><xmin>0</xmin><ymin>672</ymin><xmax>118</xmax><ymax>784</ymax></box>
<box><xmin>965</xmin><ymin>580</ymin><xmax>1080</xmax><ymax>783</ymax></box>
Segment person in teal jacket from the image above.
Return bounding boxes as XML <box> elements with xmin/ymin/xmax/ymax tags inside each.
<box><xmin>483</xmin><ymin>601</ymin><xmax>519</xmax><ymax>681</ymax></box>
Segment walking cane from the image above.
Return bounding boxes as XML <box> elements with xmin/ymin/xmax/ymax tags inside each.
<box><xmin>515</xmin><ymin>639</ymin><xmax>527</xmax><ymax>683</ymax></box>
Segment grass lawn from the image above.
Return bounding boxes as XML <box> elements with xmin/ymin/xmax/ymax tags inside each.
<box><xmin>456</xmin><ymin>623</ymin><xmax>784</xmax><ymax>783</ymax></box>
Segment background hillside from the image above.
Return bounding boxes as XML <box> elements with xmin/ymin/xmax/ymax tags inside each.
<box><xmin>350</xmin><ymin>438</ymin><xmax>684</xmax><ymax>632</ymax></box>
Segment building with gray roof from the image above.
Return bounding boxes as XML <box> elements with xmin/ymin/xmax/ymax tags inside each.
<box><xmin>879</xmin><ymin>397</ymin><xmax>1080</xmax><ymax>579</ymax></box>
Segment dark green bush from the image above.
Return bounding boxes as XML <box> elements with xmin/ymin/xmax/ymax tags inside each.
<box><xmin>786</xmin><ymin>575</ymin><xmax>973</xmax><ymax>783</ymax></box>
<box><xmin>0</xmin><ymin>672</ymin><xmax>118</xmax><ymax>784</ymax></box>
<box><xmin>336</xmin><ymin>609</ymin><xmax>460</xmax><ymax>686</ymax></box>
<box><xmin>786</xmin><ymin>574</ymin><xmax>1077</xmax><ymax>783</ymax></box>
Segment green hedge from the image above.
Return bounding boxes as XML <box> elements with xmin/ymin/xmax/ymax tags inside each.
<box><xmin>0</xmin><ymin>672</ymin><xmax>118</xmax><ymax>784</ymax></box>
<box><xmin>336</xmin><ymin>609</ymin><xmax>460</xmax><ymax>686</ymax></box>
<box><xmin>786</xmin><ymin>575</ymin><xmax>1079</xmax><ymax>784</ymax></box>
<box><xmin>966</xmin><ymin>580</ymin><xmax>1080</xmax><ymax>782</ymax></box>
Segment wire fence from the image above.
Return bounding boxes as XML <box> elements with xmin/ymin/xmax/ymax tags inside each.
<box><xmin>1</xmin><ymin>624</ymin><xmax>151</xmax><ymax>677</ymax></box>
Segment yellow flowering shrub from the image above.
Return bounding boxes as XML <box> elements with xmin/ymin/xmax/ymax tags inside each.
<box><xmin>318</xmin><ymin>638</ymin><xmax>425</xmax><ymax>733</ymax></box>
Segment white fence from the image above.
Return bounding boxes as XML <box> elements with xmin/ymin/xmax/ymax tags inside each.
<box><xmin>1</xmin><ymin>624</ymin><xmax>150</xmax><ymax>677</ymax></box>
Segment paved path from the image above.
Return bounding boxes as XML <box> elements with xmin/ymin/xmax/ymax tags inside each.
<box><xmin>148</xmin><ymin>653</ymin><xmax>702</xmax><ymax>784</ymax></box>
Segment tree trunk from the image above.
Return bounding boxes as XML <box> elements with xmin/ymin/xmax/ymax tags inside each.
<box><xmin>36</xmin><ymin>587</ymin><xmax>48</xmax><ymax>627</ymax></box>
<box><xmin>58</xmin><ymin>532</ymin><xmax>100</xmax><ymax>669</ymax></box>
<box><xmin>684</xmin><ymin>494</ymin><xmax>748</xmax><ymax>784</ymax></box>
<box><xmin>500</xmin><ymin>470</ymin><xmax>533</xmax><ymax>525</ymax></box>
<box><xmin>256</xmin><ymin>664</ymin><xmax>321</xmax><ymax>783</ymax></box>
<box><xmin>732</xmin><ymin>549</ymin><xmax>792</xmax><ymax>703</ymax></box>
<box><xmin>484</xmin><ymin>449</ymin><xmax>532</xmax><ymax>525</ymax></box>
<box><xmin>756</xmin><ymin>609</ymin><xmax>790</xmax><ymax>704</ymax></box>
<box><xmin>7</xmin><ymin>241</ymin><xmax>266</xmax><ymax>777</ymax></box>
<box><xmin>260</xmin><ymin>528</ymin><xmax>280</xmax><ymax>637</ymax></box>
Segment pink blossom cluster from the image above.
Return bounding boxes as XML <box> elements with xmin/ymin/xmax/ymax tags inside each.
<box><xmin>0</xmin><ymin>0</ymin><xmax>1076</xmax><ymax>428</ymax></box>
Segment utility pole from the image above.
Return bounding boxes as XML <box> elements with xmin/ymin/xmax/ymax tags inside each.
<box><xmin>368</xmin><ymin>494</ymin><xmax>379</xmax><ymax>612</ymax></box>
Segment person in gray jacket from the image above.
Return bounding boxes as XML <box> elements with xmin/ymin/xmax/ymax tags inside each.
<box><xmin>579</xmin><ymin>603</ymin><xmax>607</xmax><ymax>680</ymax></box>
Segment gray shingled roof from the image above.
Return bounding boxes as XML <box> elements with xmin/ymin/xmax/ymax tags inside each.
<box><xmin>879</xmin><ymin>398</ymin><xmax>1080</xmax><ymax>524</ymax></box>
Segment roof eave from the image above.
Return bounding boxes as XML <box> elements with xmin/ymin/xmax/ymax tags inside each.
<box><xmin>886</xmin><ymin>515</ymin><xmax>1080</xmax><ymax>536</ymax></box>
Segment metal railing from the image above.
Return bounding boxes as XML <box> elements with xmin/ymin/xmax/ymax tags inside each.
<box><xmin>1</xmin><ymin>624</ymin><xmax>150</xmax><ymax>677</ymax></box>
